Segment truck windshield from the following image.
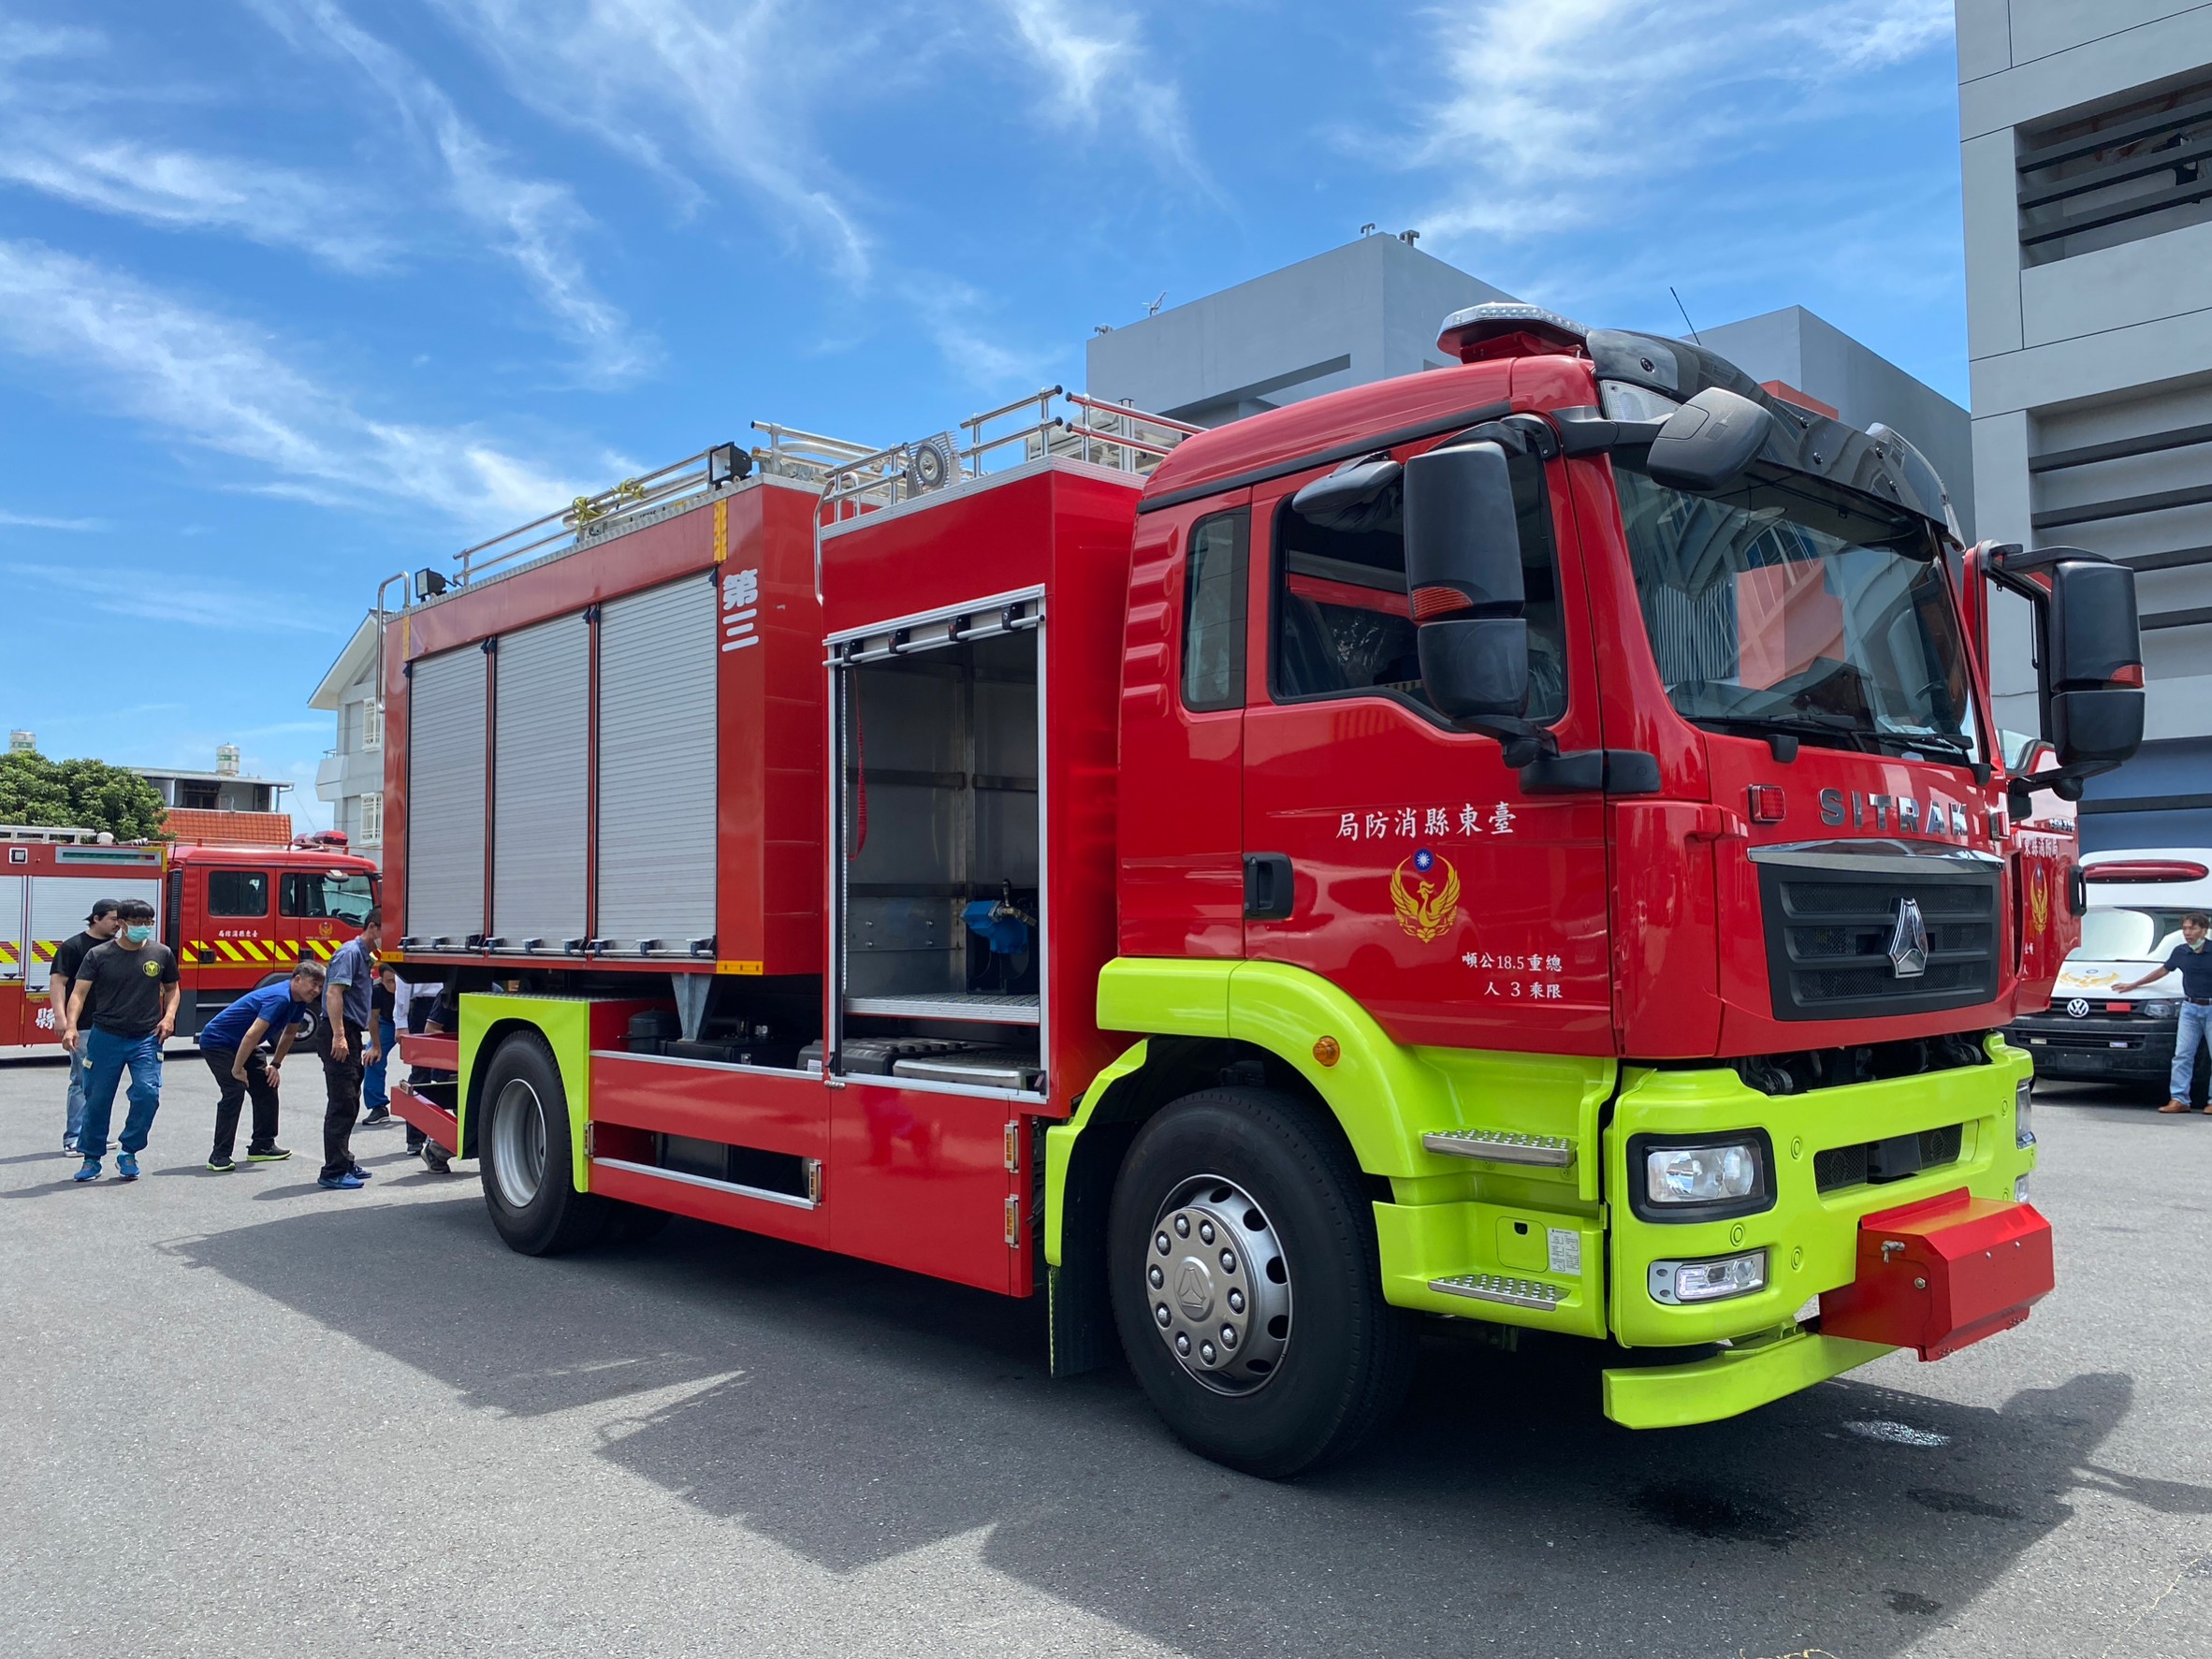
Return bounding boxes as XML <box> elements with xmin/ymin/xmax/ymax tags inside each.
<box><xmin>2078</xmin><ymin>908</ymin><xmax>2192</xmax><ymax>961</ymax></box>
<box><xmin>282</xmin><ymin>871</ymin><xmax>377</xmax><ymax>924</ymax></box>
<box><xmin>1617</xmin><ymin>462</ymin><xmax>1980</xmax><ymax>763</ymax></box>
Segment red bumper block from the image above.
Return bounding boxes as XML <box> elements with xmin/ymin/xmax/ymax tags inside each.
<box><xmin>1818</xmin><ymin>1188</ymin><xmax>2054</xmax><ymax>1361</ymax></box>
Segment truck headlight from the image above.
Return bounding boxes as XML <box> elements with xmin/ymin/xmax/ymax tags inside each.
<box><xmin>2138</xmin><ymin>1000</ymin><xmax>2179</xmax><ymax>1018</ymax></box>
<box><xmin>2016</xmin><ymin>1077</ymin><xmax>2035</xmax><ymax>1150</ymax></box>
<box><xmin>1644</xmin><ymin>1140</ymin><xmax>1764</xmax><ymax>1204</ymax></box>
<box><xmin>1649</xmin><ymin>1249</ymin><xmax>1768</xmax><ymax>1304</ymax></box>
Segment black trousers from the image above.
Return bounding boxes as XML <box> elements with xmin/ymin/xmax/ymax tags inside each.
<box><xmin>315</xmin><ymin>1017</ymin><xmax>366</xmax><ymax>1181</ymax></box>
<box><xmin>201</xmin><ymin>1046</ymin><xmax>280</xmax><ymax>1161</ymax></box>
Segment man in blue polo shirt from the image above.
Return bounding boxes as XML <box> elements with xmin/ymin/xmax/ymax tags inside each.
<box><xmin>2117</xmin><ymin>910</ymin><xmax>2212</xmax><ymax>1113</ymax></box>
<box><xmin>196</xmin><ymin>961</ymin><xmax>324</xmax><ymax>1171</ymax></box>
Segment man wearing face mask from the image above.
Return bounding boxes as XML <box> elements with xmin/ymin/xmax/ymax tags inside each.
<box><xmin>50</xmin><ymin>896</ymin><xmax>124</xmax><ymax>1156</ymax></box>
<box><xmin>65</xmin><ymin>899</ymin><xmax>180</xmax><ymax>1184</ymax></box>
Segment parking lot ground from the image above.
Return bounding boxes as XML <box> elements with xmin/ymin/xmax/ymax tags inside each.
<box><xmin>4</xmin><ymin>1057</ymin><xmax>2209</xmax><ymax>1659</ymax></box>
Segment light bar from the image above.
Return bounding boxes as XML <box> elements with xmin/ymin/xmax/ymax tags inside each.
<box><xmin>2085</xmin><ymin>860</ymin><xmax>2208</xmax><ymax>883</ymax></box>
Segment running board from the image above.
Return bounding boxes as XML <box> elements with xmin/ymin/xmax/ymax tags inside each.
<box><xmin>589</xmin><ymin>1156</ymin><xmax>821</xmax><ymax>1210</ymax></box>
<box><xmin>1430</xmin><ymin>1273</ymin><xmax>1570</xmax><ymax>1311</ymax></box>
<box><xmin>1421</xmin><ymin>1129</ymin><xmax>1576</xmax><ymax>1168</ymax></box>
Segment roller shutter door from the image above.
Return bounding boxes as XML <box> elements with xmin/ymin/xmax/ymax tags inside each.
<box><xmin>491</xmin><ymin>613</ymin><xmax>588</xmax><ymax>944</ymax></box>
<box><xmin>408</xmin><ymin>645</ymin><xmax>488</xmax><ymax>942</ymax></box>
<box><xmin>28</xmin><ymin>878</ymin><xmax>161</xmax><ymax>991</ymax></box>
<box><xmin>0</xmin><ymin>875</ymin><xmax>22</xmax><ymax>989</ymax></box>
<box><xmin>597</xmin><ymin>576</ymin><xmax>716</xmax><ymax>949</ymax></box>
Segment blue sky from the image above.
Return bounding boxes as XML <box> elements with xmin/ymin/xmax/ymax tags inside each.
<box><xmin>0</xmin><ymin>0</ymin><xmax>1964</xmax><ymax>827</ymax></box>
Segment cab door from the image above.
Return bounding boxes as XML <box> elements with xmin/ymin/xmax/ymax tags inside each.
<box><xmin>1239</xmin><ymin>442</ymin><xmax>1613</xmax><ymax>1054</ymax></box>
<box><xmin>1118</xmin><ymin>494</ymin><xmax>1251</xmax><ymax>959</ymax></box>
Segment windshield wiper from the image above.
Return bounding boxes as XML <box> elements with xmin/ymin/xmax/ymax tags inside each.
<box><xmin>1693</xmin><ymin>710</ymin><xmax>1876</xmax><ymax>751</ymax></box>
<box><xmin>1873</xmin><ymin>728</ymin><xmax>1974</xmax><ymax>764</ymax></box>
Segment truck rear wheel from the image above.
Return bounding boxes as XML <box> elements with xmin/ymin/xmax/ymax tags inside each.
<box><xmin>478</xmin><ymin>1031</ymin><xmax>609</xmax><ymax>1256</ymax></box>
<box><xmin>1107</xmin><ymin>1085</ymin><xmax>1414</xmax><ymax>1477</ymax></box>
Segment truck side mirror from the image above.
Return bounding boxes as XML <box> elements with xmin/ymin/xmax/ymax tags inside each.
<box><xmin>1403</xmin><ymin>442</ymin><xmax>1530</xmax><ymax>722</ymax></box>
<box><xmin>1645</xmin><ymin>387</ymin><xmax>1772</xmax><ymax>494</ymax></box>
<box><xmin>2046</xmin><ymin>558</ymin><xmax>2144</xmax><ymax>769</ymax></box>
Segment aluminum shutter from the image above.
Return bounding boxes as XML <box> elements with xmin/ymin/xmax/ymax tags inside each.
<box><xmin>491</xmin><ymin>613</ymin><xmax>588</xmax><ymax>944</ymax></box>
<box><xmin>0</xmin><ymin>875</ymin><xmax>22</xmax><ymax>986</ymax></box>
<box><xmin>597</xmin><ymin>576</ymin><xmax>716</xmax><ymax>949</ymax></box>
<box><xmin>28</xmin><ymin>878</ymin><xmax>161</xmax><ymax>992</ymax></box>
<box><xmin>407</xmin><ymin>645</ymin><xmax>488</xmax><ymax>941</ymax></box>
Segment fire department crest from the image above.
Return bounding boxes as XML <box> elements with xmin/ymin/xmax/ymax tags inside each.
<box><xmin>2028</xmin><ymin>866</ymin><xmax>2050</xmax><ymax>934</ymax></box>
<box><xmin>1391</xmin><ymin>849</ymin><xmax>1460</xmax><ymax>943</ymax></box>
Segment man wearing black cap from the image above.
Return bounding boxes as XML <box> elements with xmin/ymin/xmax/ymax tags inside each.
<box><xmin>50</xmin><ymin>897</ymin><xmax>123</xmax><ymax>1156</ymax></box>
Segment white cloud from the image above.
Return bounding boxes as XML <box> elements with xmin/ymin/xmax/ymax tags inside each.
<box><xmin>0</xmin><ymin>239</ymin><xmax>593</xmax><ymax>527</ymax></box>
<box><xmin>997</xmin><ymin>0</ymin><xmax>1201</xmax><ymax>182</ymax></box>
<box><xmin>424</xmin><ymin>0</ymin><xmax>874</xmax><ymax>284</ymax></box>
<box><xmin>0</xmin><ymin>133</ymin><xmax>391</xmax><ymax>272</ymax></box>
<box><xmin>0</xmin><ymin>22</ymin><xmax>392</xmax><ymax>272</ymax></box>
<box><xmin>0</xmin><ymin>510</ymin><xmax>107</xmax><ymax>531</ymax></box>
<box><xmin>248</xmin><ymin>0</ymin><xmax>651</xmax><ymax>378</ymax></box>
<box><xmin>1407</xmin><ymin>0</ymin><xmax>1955</xmax><ymax>240</ymax></box>
<box><xmin>6</xmin><ymin>564</ymin><xmax>347</xmax><ymax>633</ymax></box>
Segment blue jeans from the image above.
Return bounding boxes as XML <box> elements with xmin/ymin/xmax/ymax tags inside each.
<box><xmin>2173</xmin><ymin>1001</ymin><xmax>2211</xmax><ymax>1102</ymax></box>
<box><xmin>65</xmin><ymin>1034</ymin><xmax>89</xmax><ymax>1143</ymax></box>
<box><xmin>363</xmin><ymin>1013</ymin><xmax>395</xmax><ymax>1109</ymax></box>
<box><xmin>78</xmin><ymin>1028</ymin><xmax>164</xmax><ymax>1160</ymax></box>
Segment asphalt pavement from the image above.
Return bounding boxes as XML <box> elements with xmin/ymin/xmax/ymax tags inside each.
<box><xmin>3</xmin><ymin>1055</ymin><xmax>2209</xmax><ymax>1659</ymax></box>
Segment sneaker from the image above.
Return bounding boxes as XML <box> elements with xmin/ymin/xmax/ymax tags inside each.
<box><xmin>423</xmin><ymin>1143</ymin><xmax>453</xmax><ymax>1173</ymax></box>
<box><xmin>63</xmin><ymin>1134</ymin><xmax>80</xmax><ymax>1156</ymax></box>
<box><xmin>360</xmin><ymin>1107</ymin><xmax>392</xmax><ymax>1126</ymax></box>
<box><xmin>73</xmin><ymin>1157</ymin><xmax>101</xmax><ymax>1183</ymax></box>
<box><xmin>244</xmin><ymin>1145</ymin><xmax>293</xmax><ymax>1162</ymax></box>
<box><xmin>348</xmin><ymin>1163</ymin><xmax>374</xmax><ymax>1182</ymax></box>
<box><xmin>206</xmin><ymin>1156</ymin><xmax>237</xmax><ymax>1173</ymax></box>
<box><xmin>115</xmin><ymin>1152</ymin><xmax>139</xmax><ymax>1183</ymax></box>
<box><xmin>316</xmin><ymin>1172</ymin><xmax>367</xmax><ymax>1191</ymax></box>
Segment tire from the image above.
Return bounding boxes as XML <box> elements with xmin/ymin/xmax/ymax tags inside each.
<box><xmin>477</xmin><ymin>1030</ymin><xmax>610</xmax><ymax>1256</ymax></box>
<box><xmin>1107</xmin><ymin>1086</ymin><xmax>1416</xmax><ymax>1477</ymax></box>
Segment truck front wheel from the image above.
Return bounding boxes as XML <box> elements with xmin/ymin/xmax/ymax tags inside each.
<box><xmin>1106</xmin><ymin>1085</ymin><xmax>1414</xmax><ymax>1477</ymax></box>
<box><xmin>478</xmin><ymin>1031</ymin><xmax>610</xmax><ymax>1256</ymax></box>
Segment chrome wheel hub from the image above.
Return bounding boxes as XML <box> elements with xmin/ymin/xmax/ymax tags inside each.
<box><xmin>1143</xmin><ymin>1174</ymin><xmax>1290</xmax><ymax>1394</ymax></box>
<box><xmin>489</xmin><ymin>1077</ymin><xmax>547</xmax><ymax>1210</ymax></box>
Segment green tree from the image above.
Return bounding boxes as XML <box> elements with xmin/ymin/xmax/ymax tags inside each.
<box><xmin>0</xmin><ymin>749</ymin><xmax>167</xmax><ymax>841</ymax></box>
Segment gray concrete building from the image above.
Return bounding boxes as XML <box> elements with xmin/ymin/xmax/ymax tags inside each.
<box><xmin>1959</xmin><ymin>0</ymin><xmax>2212</xmax><ymax>848</ymax></box>
<box><xmin>1086</xmin><ymin>240</ymin><xmax>1972</xmax><ymax>532</ymax></box>
<box><xmin>1085</xmin><ymin>233</ymin><xmax>1514</xmax><ymax>425</ymax></box>
<box><xmin>309</xmin><ymin>613</ymin><xmax>386</xmax><ymax>865</ymax></box>
<box><xmin>131</xmin><ymin>750</ymin><xmax>289</xmax><ymax>815</ymax></box>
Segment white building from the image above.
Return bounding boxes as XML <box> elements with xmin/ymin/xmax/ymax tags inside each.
<box><xmin>309</xmin><ymin>613</ymin><xmax>386</xmax><ymax>865</ymax></box>
<box><xmin>1959</xmin><ymin>0</ymin><xmax>2212</xmax><ymax>848</ymax></box>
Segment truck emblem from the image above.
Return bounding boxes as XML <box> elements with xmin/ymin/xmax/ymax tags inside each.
<box><xmin>2028</xmin><ymin>866</ymin><xmax>2049</xmax><ymax>934</ymax></box>
<box><xmin>1887</xmin><ymin>897</ymin><xmax>1928</xmax><ymax>979</ymax></box>
<box><xmin>1174</xmin><ymin>1259</ymin><xmax>1215</xmax><ymax>1321</ymax></box>
<box><xmin>1391</xmin><ymin>850</ymin><xmax>1461</xmax><ymax>943</ymax></box>
<box><xmin>2066</xmin><ymin>997</ymin><xmax>2089</xmax><ymax>1019</ymax></box>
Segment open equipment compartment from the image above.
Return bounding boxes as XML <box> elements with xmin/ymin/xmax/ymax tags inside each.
<box><xmin>825</xmin><ymin>595</ymin><xmax>1048</xmax><ymax>1099</ymax></box>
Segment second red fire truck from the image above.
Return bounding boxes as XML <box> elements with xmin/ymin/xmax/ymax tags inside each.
<box><xmin>379</xmin><ymin>304</ymin><xmax>2141</xmax><ymax>1474</ymax></box>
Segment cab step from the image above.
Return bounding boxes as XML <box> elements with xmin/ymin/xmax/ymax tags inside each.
<box><xmin>1429</xmin><ymin>1273</ymin><xmax>1570</xmax><ymax>1311</ymax></box>
<box><xmin>1421</xmin><ymin>1129</ymin><xmax>1576</xmax><ymax>1168</ymax></box>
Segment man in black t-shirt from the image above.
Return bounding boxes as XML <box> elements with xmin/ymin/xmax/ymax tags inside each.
<box><xmin>65</xmin><ymin>899</ymin><xmax>180</xmax><ymax>1184</ymax></box>
<box><xmin>2117</xmin><ymin>910</ymin><xmax>2212</xmax><ymax>1114</ymax></box>
<box><xmin>50</xmin><ymin>897</ymin><xmax>123</xmax><ymax>1155</ymax></box>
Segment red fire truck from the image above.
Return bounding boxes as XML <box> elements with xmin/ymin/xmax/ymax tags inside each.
<box><xmin>381</xmin><ymin>305</ymin><xmax>2142</xmax><ymax>1474</ymax></box>
<box><xmin>0</xmin><ymin>827</ymin><xmax>378</xmax><ymax>1045</ymax></box>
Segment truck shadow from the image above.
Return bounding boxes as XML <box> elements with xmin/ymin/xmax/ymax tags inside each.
<box><xmin>173</xmin><ymin>1201</ymin><xmax>2209</xmax><ymax>1659</ymax></box>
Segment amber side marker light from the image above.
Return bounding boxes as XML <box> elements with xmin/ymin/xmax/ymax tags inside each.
<box><xmin>1313</xmin><ymin>1036</ymin><xmax>1341</xmax><ymax>1068</ymax></box>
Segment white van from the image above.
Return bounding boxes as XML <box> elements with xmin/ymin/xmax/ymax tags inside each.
<box><xmin>2007</xmin><ymin>849</ymin><xmax>2212</xmax><ymax>1095</ymax></box>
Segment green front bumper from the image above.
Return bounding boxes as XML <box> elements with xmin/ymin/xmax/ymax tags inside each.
<box><xmin>1374</xmin><ymin>1036</ymin><xmax>2036</xmax><ymax>1427</ymax></box>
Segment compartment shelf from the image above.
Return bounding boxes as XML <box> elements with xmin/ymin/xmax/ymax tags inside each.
<box><xmin>844</xmin><ymin>992</ymin><xmax>1040</xmax><ymax>1025</ymax></box>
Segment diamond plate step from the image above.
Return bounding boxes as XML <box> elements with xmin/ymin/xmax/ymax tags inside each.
<box><xmin>1421</xmin><ymin>1129</ymin><xmax>1576</xmax><ymax>1168</ymax></box>
<box><xmin>1429</xmin><ymin>1273</ymin><xmax>1570</xmax><ymax>1311</ymax></box>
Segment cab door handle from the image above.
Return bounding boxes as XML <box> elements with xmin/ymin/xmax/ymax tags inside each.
<box><xmin>1244</xmin><ymin>852</ymin><xmax>1295</xmax><ymax>921</ymax></box>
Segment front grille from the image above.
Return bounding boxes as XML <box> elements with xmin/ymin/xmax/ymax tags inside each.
<box><xmin>1756</xmin><ymin>850</ymin><xmax>2001</xmax><ymax>1022</ymax></box>
<box><xmin>1814</xmin><ymin>1124</ymin><xmax>1964</xmax><ymax>1193</ymax></box>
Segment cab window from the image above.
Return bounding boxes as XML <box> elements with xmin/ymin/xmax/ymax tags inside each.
<box><xmin>1269</xmin><ymin>444</ymin><xmax>1568</xmax><ymax>723</ymax></box>
<box><xmin>206</xmin><ymin>870</ymin><xmax>269</xmax><ymax>917</ymax></box>
<box><xmin>1181</xmin><ymin>508</ymin><xmax>1249</xmax><ymax>712</ymax></box>
<box><xmin>282</xmin><ymin>871</ymin><xmax>376</xmax><ymax>924</ymax></box>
